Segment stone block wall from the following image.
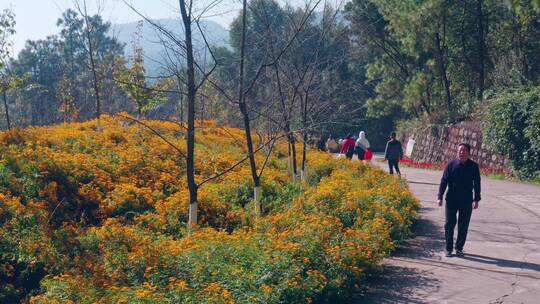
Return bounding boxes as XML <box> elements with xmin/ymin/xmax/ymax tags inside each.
<box><xmin>400</xmin><ymin>121</ymin><xmax>511</xmax><ymax>170</ymax></box>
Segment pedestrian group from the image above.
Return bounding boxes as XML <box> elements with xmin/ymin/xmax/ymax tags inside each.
<box><xmin>323</xmin><ymin>131</ymin><xmax>481</xmax><ymax>257</ymax></box>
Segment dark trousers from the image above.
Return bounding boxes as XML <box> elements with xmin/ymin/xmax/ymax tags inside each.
<box><xmin>356</xmin><ymin>148</ymin><xmax>365</xmax><ymax>160</ymax></box>
<box><xmin>388</xmin><ymin>159</ymin><xmax>400</xmax><ymax>174</ymax></box>
<box><xmin>445</xmin><ymin>202</ymin><xmax>473</xmax><ymax>252</ymax></box>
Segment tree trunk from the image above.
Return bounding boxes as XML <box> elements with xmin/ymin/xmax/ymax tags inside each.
<box><xmin>288</xmin><ymin>142</ymin><xmax>294</xmax><ymax>179</ymax></box>
<box><xmin>237</xmin><ymin>0</ymin><xmax>261</xmax><ymax>215</ymax></box>
<box><xmin>239</xmin><ymin>101</ymin><xmax>261</xmax><ymax>214</ymax></box>
<box><xmin>434</xmin><ymin>31</ymin><xmax>452</xmax><ymax>111</ymax></box>
<box><xmin>84</xmin><ymin>15</ymin><xmax>101</xmax><ymax>129</ymax></box>
<box><xmin>476</xmin><ymin>0</ymin><xmax>485</xmax><ymax>101</ymax></box>
<box><xmin>301</xmin><ymin>92</ymin><xmax>309</xmax><ymax>183</ymax></box>
<box><xmin>68</xmin><ymin>29</ymin><xmax>75</xmax><ymax>122</ymax></box>
<box><xmin>78</xmin><ymin>3</ymin><xmax>102</xmax><ymax>129</ymax></box>
<box><xmin>3</xmin><ymin>91</ymin><xmax>10</xmax><ymax>130</ymax></box>
<box><xmin>272</xmin><ymin>66</ymin><xmax>296</xmax><ymax>182</ymax></box>
<box><xmin>254</xmin><ymin>185</ymin><xmax>261</xmax><ymax>214</ymax></box>
<box><xmin>301</xmin><ymin>140</ymin><xmax>307</xmax><ymax>182</ymax></box>
<box><xmin>290</xmin><ymin>135</ymin><xmax>298</xmax><ymax>183</ymax></box>
<box><xmin>514</xmin><ymin>19</ymin><xmax>529</xmax><ymax>84</ymax></box>
<box><xmin>199</xmin><ymin>94</ymin><xmax>205</xmax><ymax>127</ymax></box>
<box><xmin>179</xmin><ymin>0</ymin><xmax>199</xmax><ymax>230</ymax></box>
<box><xmin>176</xmin><ymin>76</ymin><xmax>184</xmax><ymax>125</ymax></box>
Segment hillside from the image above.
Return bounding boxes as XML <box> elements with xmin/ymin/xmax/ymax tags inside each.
<box><xmin>0</xmin><ymin>116</ymin><xmax>418</xmax><ymax>303</ymax></box>
<box><xmin>113</xmin><ymin>19</ymin><xmax>230</xmax><ymax>75</ymax></box>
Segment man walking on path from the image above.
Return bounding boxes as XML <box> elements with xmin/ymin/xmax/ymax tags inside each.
<box><xmin>438</xmin><ymin>143</ymin><xmax>481</xmax><ymax>257</ymax></box>
<box><xmin>384</xmin><ymin>132</ymin><xmax>403</xmax><ymax>175</ymax></box>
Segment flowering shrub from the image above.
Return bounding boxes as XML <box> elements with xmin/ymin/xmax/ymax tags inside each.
<box><xmin>0</xmin><ymin>116</ymin><xmax>419</xmax><ymax>303</ymax></box>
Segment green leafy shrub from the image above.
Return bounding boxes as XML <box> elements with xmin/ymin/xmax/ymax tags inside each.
<box><xmin>484</xmin><ymin>87</ymin><xmax>540</xmax><ymax>179</ymax></box>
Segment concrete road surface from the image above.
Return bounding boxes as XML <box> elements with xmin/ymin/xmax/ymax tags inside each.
<box><xmin>355</xmin><ymin>156</ymin><xmax>540</xmax><ymax>304</ymax></box>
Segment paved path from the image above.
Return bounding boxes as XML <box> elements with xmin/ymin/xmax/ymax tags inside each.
<box><xmin>356</xmin><ymin>156</ymin><xmax>540</xmax><ymax>304</ymax></box>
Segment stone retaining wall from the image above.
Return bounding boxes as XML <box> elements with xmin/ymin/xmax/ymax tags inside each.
<box><xmin>401</xmin><ymin>121</ymin><xmax>511</xmax><ymax>170</ymax></box>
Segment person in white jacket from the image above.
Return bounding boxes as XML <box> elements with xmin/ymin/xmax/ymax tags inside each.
<box><xmin>355</xmin><ymin>131</ymin><xmax>370</xmax><ymax>160</ymax></box>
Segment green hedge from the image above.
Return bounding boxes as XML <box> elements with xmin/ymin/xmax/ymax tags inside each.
<box><xmin>484</xmin><ymin>87</ymin><xmax>540</xmax><ymax>181</ymax></box>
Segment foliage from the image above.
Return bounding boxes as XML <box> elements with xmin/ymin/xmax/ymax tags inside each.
<box><xmin>0</xmin><ymin>8</ymin><xmax>15</xmax><ymax>66</ymax></box>
<box><xmin>0</xmin><ymin>117</ymin><xmax>418</xmax><ymax>303</ymax></box>
<box><xmin>114</xmin><ymin>22</ymin><xmax>165</xmax><ymax>116</ymax></box>
<box><xmin>345</xmin><ymin>0</ymin><xmax>540</xmax><ymax>124</ymax></box>
<box><xmin>9</xmin><ymin>9</ymin><xmax>127</xmax><ymax>126</ymax></box>
<box><xmin>219</xmin><ymin>0</ymin><xmax>393</xmax><ymax>150</ymax></box>
<box><xmin>483</xmin><ymin>87</ymin><xmax>540</xmax><ymax>179</ymax></box>
<box><xmin>0</xmin><ymin>8</ymin><xmax>21</xmax><ymax>129</ymax></box>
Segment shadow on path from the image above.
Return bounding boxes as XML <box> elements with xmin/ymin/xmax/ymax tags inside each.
<box><xmin>350</xmin><ymin>208</ymin><xmax>444</xmax><ymax>303</ymax></box>
<box><xmin>393</xmin><ymin>212</ymin><xmax>445</xmax><ymax>259</ymax></box>
<box><xmin>460</xmin><ymin>253</ymin><xmax>540</xmax><ymax>272</ymax></box>
<box><xmin>408</xmin><ymin>181</ymin><xmax>440</xmax><ymax>186</ymax></box>
<box><xmin>351</xmin><ymin>266</ymin><xmax>438</xmax><ymax>304</ymax></box>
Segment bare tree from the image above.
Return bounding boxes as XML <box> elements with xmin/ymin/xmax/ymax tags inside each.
<box><xmin>233</xmin><ymin>0</ymin><xmax>323</xmax><ymax>212</ymax></box>
<box><xmin>122</xmin><ymin>0</ymin><xmax>241</xmax><ymax>229</ymax></box>
<box><xmin>122</xmin><ymin>0</ymin><xmax>324</xmax><ymax>225</ymax></box>
<box><xmin>259</xmin><ymin>1</ymin><xmax>344</xmax><ymax>183</ymax></box>
<box><xmin>73</xmin><ymin>0</ymin><xmax>103</xmax><ymax>128</ymax></box>
<box><xmin>297</xmin><ymin>3</ymin><xmax>345</xmax><ymax>182</ymax></box>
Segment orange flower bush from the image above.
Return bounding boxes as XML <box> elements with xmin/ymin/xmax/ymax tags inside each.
<box><xmin>0</xmin><ymin>116</ymin><xmax>418</xmax><ymax>303</ymax></box>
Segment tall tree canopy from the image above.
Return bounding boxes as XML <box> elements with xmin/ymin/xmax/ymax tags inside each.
<box><xmin>10</xmin><ymin>9</ymin><xmax>126</xmax><ymax>126</ymax></box>
<box><xmin>345</xmin><ymin>0</ymin><xmax>540</xmax><ymax>124</ymax></box>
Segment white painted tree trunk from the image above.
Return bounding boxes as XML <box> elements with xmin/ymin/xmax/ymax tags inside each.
<box><xmin>188</xmin><ymin>202</ymin><xmax>197</xmax><ymax>232</ymax></box>
<box><xmin>288</xmin><ymin>155</ymin><xmax>293</xmax><ymax>175</ymax></box>
<box><xmin>254</xmin><ymin>186</ymin><xmax>261</xmax><ymax>215</ymax></box>
<box><xmin>301</xmin><ymin>169</ymin><xmax>307</xmax><ymax>183</ymax></box>
<box><xmin>288</xmin><ymin>156</ymin><xmax>297</xmax><ymax>183</ymax></box>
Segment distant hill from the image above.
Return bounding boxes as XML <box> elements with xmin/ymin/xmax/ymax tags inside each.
<box><xmin>112</xmin><ymin>19</ymin><xmax>230</xmax><ymax>75</ymax></box>
<box><xmin>110</xmin><ymin>12</ymin><xmax>344</xmax><ymax>76</ymax></box>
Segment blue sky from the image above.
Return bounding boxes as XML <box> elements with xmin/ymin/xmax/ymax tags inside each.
<box><xmin>0</xmin><ymin>0</ymin><xmax>243</xmax><ymax>55</ymax></box>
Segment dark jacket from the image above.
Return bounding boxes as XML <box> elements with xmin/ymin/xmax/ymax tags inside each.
<box><xmin>438</xmin><ymin>159</ymin><xmax>481</xmax><ymax>205</ymax></box>
<box><xmin>385</xmin><ymin>139</ymin><xmax>403</xmax><ymax>160</ymax></box>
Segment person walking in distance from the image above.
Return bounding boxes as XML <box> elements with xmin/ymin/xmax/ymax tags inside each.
<box><xmin>355</xmin><ymin>131</ymin><xmax>371</xmax><ymax>160</ymax></box>
<box><xmin>384</xmin><ymin>132</ymin><xmax>403</xmax><ymax>175</ymax></box>
<box><xmin>326</xmin><ymin>136</ymin><xmax>338</xmax><ymax>153</ymax></box>
<box><xmin>438</xmin><ymin>143</ymin><xmax>481</xmax><ymax>257</ymax></box>
<box><xmin>340</xmin><ymin>134</ymin><xmax>356</xmax><ymax>160</ymax></box>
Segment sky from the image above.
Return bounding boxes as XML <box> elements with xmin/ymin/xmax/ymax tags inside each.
<box><xmin>0</xmin><ymin>0</ymin><xmax>244</xmax><ymax>55</ymax></box>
